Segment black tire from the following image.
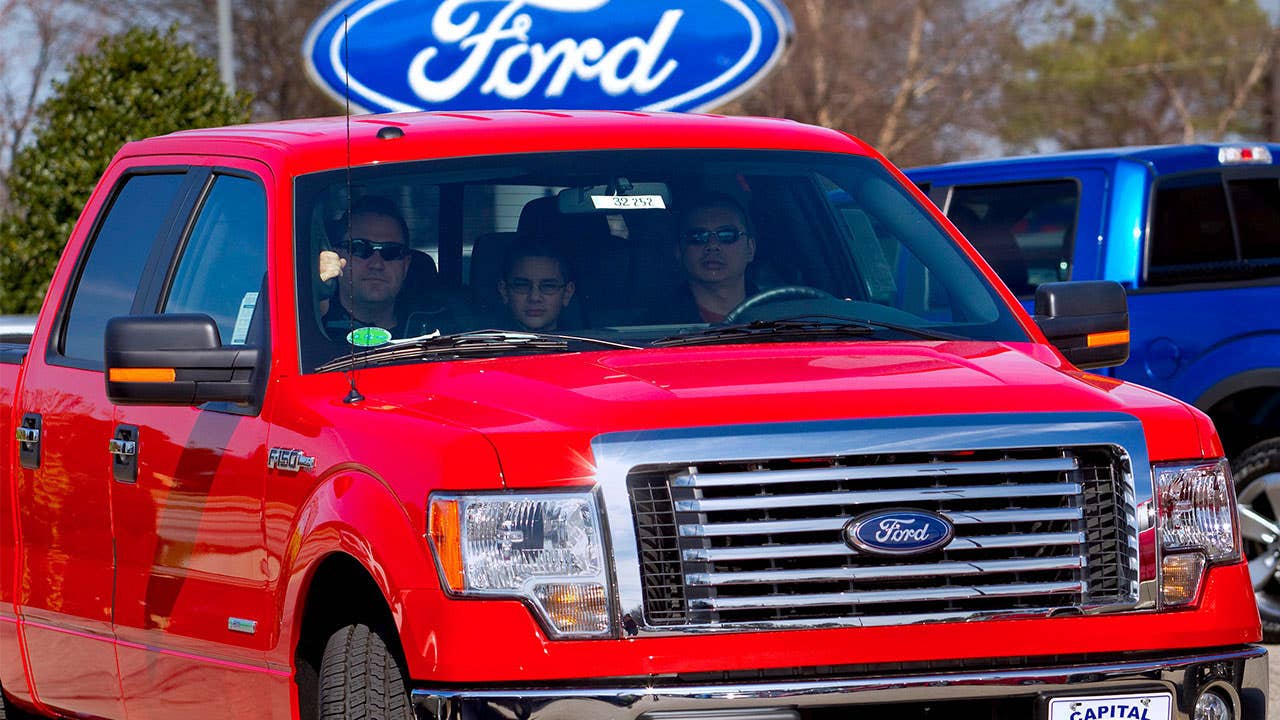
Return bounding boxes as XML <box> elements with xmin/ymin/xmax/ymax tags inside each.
<box><xmin>319</xmin><ymin>623</ymin><xmax>413</xmax><ymax>720</ymax></box>
<box><xmin>1233</xmin><ymin>438</ymin><xmax>1280</xmax><ymax>641</ymax></box>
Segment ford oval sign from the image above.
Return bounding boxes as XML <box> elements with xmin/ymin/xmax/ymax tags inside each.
<box><xmin>303</xmin><ymin>0</ymin><xmax>793</xmax><ymax>113</ymax></box>
<box><xmin>844</xmin><ymin>509</ymin><xmax>954</xmax><ymax>557</ymax></box>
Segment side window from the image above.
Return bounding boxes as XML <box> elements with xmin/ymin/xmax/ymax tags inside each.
<box><xmin>1227</xmin><ymin>177</ymin><xmax>1280</xmax><ymax>263</ymax></box>
<box><xmin>1149</xmin><ymin>172</ymin><xmax>1280</xmax><ymax>285</ymax></box>
<box><xmin>163</xmin><ymin>175</ymin><xmax>267</xmax><ymax>345</ymax></box>
<box><xmin>946</xmin><ymin>180</ymin><xmax>1079</xmax><ymax>296</ymax></box>
<box><xmin>60</xmin><ymin>172</ymin><xmax>187</xmax><ymax>364</ymax></box>
<box><xmin>1149</xmin><ymin>172</ymin><xmax>1233</xmax><ymax>280</ymax></box>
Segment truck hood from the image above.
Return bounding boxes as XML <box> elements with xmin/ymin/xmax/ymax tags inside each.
<box><xmin>352</xmin><ymin>340</ymin><xmax>1209</xmax><ymax>487</ymax></box>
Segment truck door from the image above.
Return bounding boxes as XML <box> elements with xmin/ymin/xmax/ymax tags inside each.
<box><xmin>13</xmin><ymin>168</ymin><xmax>194</xmax><ymax>718</ymax></box>
<box><xmin>107</xmin><ymin>167</ymin><xmax>283</xmax><ymax>717</ymax></box>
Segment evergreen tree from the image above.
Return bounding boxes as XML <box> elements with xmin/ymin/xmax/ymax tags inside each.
<box><xmin>0</xmin><ymin>26</ymin><xmax>250</xmax><ymax>314</ymax></box>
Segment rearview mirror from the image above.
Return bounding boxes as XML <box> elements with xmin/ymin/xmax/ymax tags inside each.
<box><xmin>105</xmin><ymin>314</ymin><xmax>260</xmax><ymax>406</ymax></box>
<box><xmin>1033</xmin><ymin>281</ymin><xmax>1129</xmax><ymax>370</ymax></box>
<box><xmin>557</xmin><ymin>180</ymin><xmax>671</xmax><ymax>213</ymax></box>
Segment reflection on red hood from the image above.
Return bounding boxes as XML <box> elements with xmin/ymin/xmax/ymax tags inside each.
<box><xmin>346</xmin><ymin>341</ymin><xmax>1209</xmax><ymax>487</ymax></box>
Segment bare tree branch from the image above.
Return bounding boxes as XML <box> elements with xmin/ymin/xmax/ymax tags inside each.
<box><xmin>1213</xmin><ymin>28</ymin><xmax>1278</xmax><ymax>139</ymax></box>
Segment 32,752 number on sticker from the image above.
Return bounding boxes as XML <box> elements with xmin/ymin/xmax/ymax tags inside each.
<box><xmin>591</xmin><ymin>194</ymin><xmax>666</xmax><ymax>210</ymax></box>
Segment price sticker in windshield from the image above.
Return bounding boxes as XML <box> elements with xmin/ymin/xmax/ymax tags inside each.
<box><xmin>590</xmin><ymin>195</ymin><xmax>666</xmax><ymax>210</ymax></box>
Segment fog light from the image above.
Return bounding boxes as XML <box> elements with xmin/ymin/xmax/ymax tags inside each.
<box><xmin>1161</xmin><ymin>552</ymin><xmax>1206</xmax><ymax>606</ymax></box>
<box><xmin>1194</xmin><ymin>690</ymin><xmax>1231</xmax><ymax>720</ymax></box>
<box><xmin>533</xmin><ymin>583</ymin><xmax>609</xmax><ymax>635</ymax></box>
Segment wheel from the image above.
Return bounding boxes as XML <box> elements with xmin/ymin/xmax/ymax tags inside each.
<box><xmin>319</xmin><ymin>623</ymin><xmax>413</xmax><ymax>720</ymax></box>
<box><xmin>1233</xmin><ymin>438</ymin><xmax>1280</xmax><ymax>641</ymax></box>
<box><xmin>722</xmin><ymin>285</ymin><xmax>835</xmax><ymax>324</ymax></box>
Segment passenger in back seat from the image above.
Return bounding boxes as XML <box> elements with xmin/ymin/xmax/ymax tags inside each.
<box><xmin>498</xmin><ymin>239</ymin><xmax>577</xmax><ymax>332</ymax></box>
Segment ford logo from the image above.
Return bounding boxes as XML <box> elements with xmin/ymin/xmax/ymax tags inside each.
<box><xmin>844</xmin><ymin>509</ymin><xmax>954</xmax><ymax>557</ymax></box>
<box><xmin>303</xmin><ymin>0</ymin><xmax>793</xmax><ymax>113</ymax></box>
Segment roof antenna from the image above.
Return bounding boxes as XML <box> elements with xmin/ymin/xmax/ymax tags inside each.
<box><xmin>341</xmin><ymin>12</ymin><xmax>364</xmax><ymax>405</ymax></box>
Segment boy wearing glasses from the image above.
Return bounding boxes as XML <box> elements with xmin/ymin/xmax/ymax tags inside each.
<box><xmin>498</xmin><ymin>240</ymin><xmax>576</xmax><ymax>331</ymax></box>
<box><xmin>318</xmin><ymin>196</ymin><xmax>413</xmax><ymax>338</ymax></box>
<box><xmin>668</xmin><ymin>192</ymin><xmax>757</xmax><ymax>323</ymax></box>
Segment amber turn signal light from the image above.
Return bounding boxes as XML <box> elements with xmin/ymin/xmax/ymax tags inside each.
<box><xmin>428</xmin><ymin>499</ymin><xmax>465</xmax><ymax>592</ymax></box>
<box><xmin>108</xmin><ymin>367</ymin><xmax>176</xmax><ymax>383</ymax></box>
<box><xmin>1086</xmin><ymin>330</ymin><xmax>1130</xmax><ymax>348</ymax></box>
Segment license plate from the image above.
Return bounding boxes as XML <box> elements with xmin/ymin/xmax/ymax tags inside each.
<box><xmin>1047</xmin><ymin>692</ymin><xmax>1173</xmax><ymax>720</ymax></box>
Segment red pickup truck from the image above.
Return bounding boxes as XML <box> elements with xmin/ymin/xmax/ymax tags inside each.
<box><xmin>0</xmin><ymin>111</ymin><xmax>1265</xmax><ymax>720</ymax></box>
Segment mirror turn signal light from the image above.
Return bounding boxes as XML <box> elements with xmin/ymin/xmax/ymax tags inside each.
<box><xmin>1086</xmin><ymin>330</ymin><xmax>1130</xmax><ymax>348</ymax></box>
<box><xmin>108</xmin><ymin>367</ymin><xmax>176</xmax><ymax>383</ymax></box>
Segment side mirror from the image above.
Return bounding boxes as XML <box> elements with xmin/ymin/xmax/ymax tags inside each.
<box><xmin>105</xmin><ymin>314</ymin><xmax>260</xmax><ymax>405</ymax></box>
<box><xmin>1033</xmin><ymin>281</ymin><xmax>1130</xmax><ymax>370</ymax></box>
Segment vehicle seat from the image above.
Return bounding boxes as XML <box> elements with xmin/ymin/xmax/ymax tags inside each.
<box><xmin>516</xmin><ymin>196</ymin><xmax>631</xmax><ymax>325</ymax></box>
<box><xmin>468</xmin><ymin>231</ymin><xmax>518</xmax><ymax>319</ymax></box>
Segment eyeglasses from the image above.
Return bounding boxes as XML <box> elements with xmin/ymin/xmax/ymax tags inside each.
<box><xmin>347</xmin><ymin>238</ymin><xmax>409</xmax><ymax>261</ymax></box>
<box><xmin>683</xmin><ymin>226</ymin><xmax>745</xmax><ymax>246</ymax></box>
<box><xmin>507</xmin><ymin>278</ymin><xmax>567</xmax><ymax>295</ymax></box>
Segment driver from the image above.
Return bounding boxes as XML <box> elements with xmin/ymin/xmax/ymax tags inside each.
<box><xmin>662</xmin><ymin>192</ymin><xmax>757</xmax><ymax>323</ymax></box>
<box><xmin>317</xmin><ymin>196</ymin><xmax>413</xmax><ymax>339</ymax></box>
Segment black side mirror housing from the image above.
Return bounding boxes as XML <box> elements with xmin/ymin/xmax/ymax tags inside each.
<box><xmin>105</xmin><ymin>314</ymin><xmax>260</xmax><ymax>405</ymax></box>
<box><xmin>1033</xmin><ymin>281</ymin><xmax>1130</xmax><ymax>370</ymax></box>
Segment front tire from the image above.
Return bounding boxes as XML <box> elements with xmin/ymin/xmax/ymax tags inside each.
<box><xmin>319</xmin><ymin>623</ymin><xmax>413</xmax><ymax>720</ymax></box>
<box><xmin>1233</xmin><ymin>438</ymin><xmax>1280</xmax><ymax>641</ymax></box>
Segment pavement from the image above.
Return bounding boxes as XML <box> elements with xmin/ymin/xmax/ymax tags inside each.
<box><xmin>1269</xmin><ymin>644</ymin><xmax>1279</xmax><ymax>718</ymax></box>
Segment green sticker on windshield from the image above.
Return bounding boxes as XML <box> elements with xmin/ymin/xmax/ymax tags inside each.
<box><xmin>346</xmin><ymin>326</ymin><xmax>392</xmax><ymax>347</ymax></box>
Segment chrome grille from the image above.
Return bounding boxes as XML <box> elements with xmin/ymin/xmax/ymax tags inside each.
<box><xmin>627</xmin><ymin>446</ymin><xmax>1139</xmax><ymax>629</ymax></box>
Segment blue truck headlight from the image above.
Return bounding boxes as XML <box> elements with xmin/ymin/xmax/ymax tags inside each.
<box><xmin>428</xmin><ymin>492</ymin><xmax>612</xmax><ymax>637</ymax></box>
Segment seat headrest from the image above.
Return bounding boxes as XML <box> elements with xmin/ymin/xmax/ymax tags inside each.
<box><xmin>517</xmin><ymin>196</ymin><xmax>613</xmax><ymax>240</ymax></box>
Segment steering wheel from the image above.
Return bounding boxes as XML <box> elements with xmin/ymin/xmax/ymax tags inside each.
<box><xmin>722</xmin><ymin>285</ymin><xmax>836</xmax><ymax>324</ymax></box>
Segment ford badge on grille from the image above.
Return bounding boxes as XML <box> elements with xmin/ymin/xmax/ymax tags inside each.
<box><xmin>844</xmin><ymin>509</ymin><xmax>955</xmax><ymax>556</ymax></box>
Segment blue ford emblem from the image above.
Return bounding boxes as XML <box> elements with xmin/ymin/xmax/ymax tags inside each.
<box><xmin>844</xmin><ymin>509</ymin><xmax>954</xmax><ymax>556</ymax></box>
<box><xmin>303</xmin><ymin>0</ymin><xmax>793</xmax><ymax>113</ymax></box>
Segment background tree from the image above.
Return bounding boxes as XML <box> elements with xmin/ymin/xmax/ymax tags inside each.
<box><xmin>74</xmin><ymin>0</ymin><xmax>339</xmax><ymax>121</ymax></box>
<box><xmin>1001</xmin><ymin>0</ymin><xmax>1279</xmax><ymax>150</ymax></box>
<box><xmin>0</xmin><ymin>0</ymin><xmax>111</xmax><ymax>212</ymax></box>
<box><xmin>0</xmin><ymin>26</ymin><xmax>250</xmax><ymax>314</ymax></box>
<box><xmin>720</xmin><ymin>0</ymin><xmax>1037</xmax><ymax>166</ymax></box>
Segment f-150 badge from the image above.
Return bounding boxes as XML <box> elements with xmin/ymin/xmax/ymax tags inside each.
<box><xmin>268</xmin><ymin>448</ymin><xmax>316</xmax><ymax>473</ymax></box>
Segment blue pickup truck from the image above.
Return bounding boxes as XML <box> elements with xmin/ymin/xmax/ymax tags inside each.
<box><xmin>908</xmin><ymin>144</ymin><xmax>1280</xmax><ymax>635</ymax></box>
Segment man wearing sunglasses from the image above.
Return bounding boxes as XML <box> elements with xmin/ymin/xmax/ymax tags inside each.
<box><xmin>664</xmin><ymin>192</ymin><xmax>758</xmax><ymax>324</ymax></box>
<box><xmin>319</xmin><ymin>196</ymin><xmax>414</xmax><ymax>338</ymax></box>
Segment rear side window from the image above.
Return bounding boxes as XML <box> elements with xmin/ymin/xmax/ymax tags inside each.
<box><xmin>945</xmin><ymin>180</ymin><xmax>1079</xmax><ymax>297</ymax></box>
<box><xmin>163</xmin><ymin>175</ymin><xmax>268</xmax><ymax>345</ymax></box>
<box><xmin>60</xmin><ymin>173</ymin><xmax>186</xmax><ymax>364</ymax></box>
<box><xmin>1149</xmin><ymin>172</ymin><xmax>1280</xmax><ymax>285</ymax></box>
<box><xmin>1229</xmin><ymin>178</ymin><xmax>1280</xmax><ymax>262</ymax></box>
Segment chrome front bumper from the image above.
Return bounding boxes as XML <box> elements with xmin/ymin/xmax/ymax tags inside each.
<box><xmin>413</xmin><ymin>645</ymin><xmax>1267</xmax><ymax>720</ymax></box>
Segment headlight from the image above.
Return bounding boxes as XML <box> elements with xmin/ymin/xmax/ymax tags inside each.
<box><xmin>1154</xmin><ymin>460</ymin><xmax>1239</xmax><ymax>606</ymax></box>
<box><xmin>428</xmin><ymin>492</ymin><xmax>611</xmax><ymax>638</ymax></box>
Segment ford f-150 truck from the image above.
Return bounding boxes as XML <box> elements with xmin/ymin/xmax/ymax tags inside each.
<box><xmin>0</xmin><ymin>113</ymin><xmax>1266</xmax><ymax>720</ymax></box>
<box><xmin>908</xmin><ymin>145</ymin><xmax>1280</xmax><ymax>642</ymax></box>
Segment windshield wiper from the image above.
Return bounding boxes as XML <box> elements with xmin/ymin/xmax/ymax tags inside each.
<box><xmin>651</xmin><ymin>315</ymin><xmax>961</xmax><ymax>347</ymax></box>
<box><xmin>316</xmin><ymin>329</ymin><xmax>639</xmax><ymax>373</ymax></box>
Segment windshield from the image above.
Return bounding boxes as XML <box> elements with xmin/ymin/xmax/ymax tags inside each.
<box><xmin>295</xmin><ymin>149</ymin><xmax>1025</xmax><ymax>372</ymax></box>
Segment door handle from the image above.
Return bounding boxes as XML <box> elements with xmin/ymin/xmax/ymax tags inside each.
<box><xmin>111</xmin><ymin>424</ymin><xmax>139</xmax><ymax>483</ymax></box>
<box><xmin>17</xmin><ymin>413</ymin><xmax>41</xmax><ymax>470</ymax></box>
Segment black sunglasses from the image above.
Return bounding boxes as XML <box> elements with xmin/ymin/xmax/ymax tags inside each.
<box><xmin>683</xmin><ymin>226</ymin><xmax>745</xmax><ymax>246</ymax></box>
<box><xmin>346</xmin><ymin>238</ymin><xmax>409</xmax><ymax>261</ymax></box>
